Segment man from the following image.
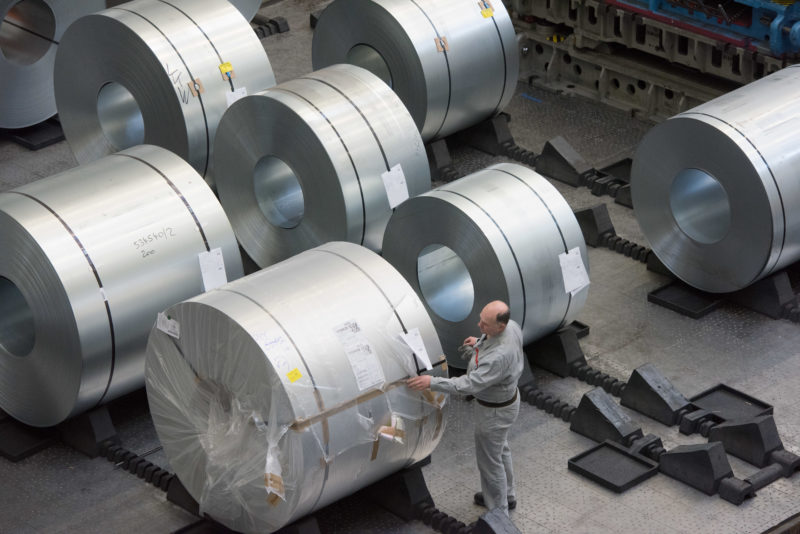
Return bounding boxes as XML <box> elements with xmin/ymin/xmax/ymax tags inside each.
<box><xmin>407</xmin><ymin>300</ymin><xmax>524</xmax><ymax>515</ymax></box>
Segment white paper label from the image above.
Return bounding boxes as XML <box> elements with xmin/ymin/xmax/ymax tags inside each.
<box><xmin>156</xmin><ymin>312</ymin><xmax>180</xmax><ymax>339</ymax></box>
<box><xmin>225</xmin><ymin>86</ymin><xmax>247</xmax><ymax>108</ymax></box>
<box><xmin>399</xmin><ymin>327</ymin><xmax>432</xmax><ymax>371</ymax></box>
<box><xmin>334</xmin><ymin>320</ymin><xmax>385</xmax><ymax>391</ymax></box>
<box><xmin>198</xmin><ymin>248</ymin><xmax>227</xmax><ymax>291</ymax></box>
<box><xmin>381</xmin><ymin>163</ymin><xmax>410</xmax><ymax>209</ymax></box>
<box><xmin>558</xmin><ymin>247</ymin><xmax>590</xmax><ymax>296</ymax></box>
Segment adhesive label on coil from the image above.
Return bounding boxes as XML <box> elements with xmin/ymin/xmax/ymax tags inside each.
<box><xmin>156</xmin><ymin>312</ymin><xmax>180</xmax><ymax>339</ymax></box>
<box><xmin>287</xmin><ymin>368</ymin><xmax>302</xmax><ymax>382</ymax></box>
<box><xmin>399</xmin><ymin>327</ymin><xmax>432</xmax><ymax>370</ymax></box>
<box><xmin>225</xmin><ymin>86</ymin><xmax>247</xmax><ymax>108</ymax></box>
<box><xmin>558</xmin><ymin>247</ymin><xmax>590</xmax><ymax>296</ymax></box>
<box><xmin>381</xmin><ymin>164</ymin><xmax>410</xmax><ymax>209</ymax></box>
<box><xmin>479</xmin><ymin>0</ymin><xmax>494</xmax><ymax>17</ymax></box>
<box><xmin>198</xmin><ymin>248</ymin><xmax>228</xmax><ymax>291</ymax></box>
<box><xmin>334</xmin><ymin>320</ymin><xmax>385</xmax><ymax>391</ymax></box>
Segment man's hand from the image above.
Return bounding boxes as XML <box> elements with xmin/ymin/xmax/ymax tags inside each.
<box><xmin>406</xmin><ymin>375</ymin><xmax>432</xmax><ymax>390</ymax></box>
<box><xmin>462</xmin><ymin>336</ymin><xmax>478</xmax><ymax>347</ymax></box>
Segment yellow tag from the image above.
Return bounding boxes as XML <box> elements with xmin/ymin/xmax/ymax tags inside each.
<box><xmin>287</xmin><ymin>368</ymin><xmax>302</xmax><ymax>382</ymax></box>
<box><xmin>219</xmin><ymin>62</ymin><xmax>233</xmax><ymax>76</ymax></box>
<box><xmin>481</xmin><ymin>7</ymin><xmax>493</xmax><ymax>17</ymax></box>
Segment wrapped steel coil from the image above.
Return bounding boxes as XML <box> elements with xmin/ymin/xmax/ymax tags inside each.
<box><xmin>0</xmin><ymin>0</ymin><xmax>105</xmax><ymax>129</ymax></box>
<box><xmin>214</xmin><ymin>64</ymin><xmax>430</xmax><ymax>268</ymax></box>
<box><xmin>311</xmin><ymin>0</ymin><xmax>519</xmax><ymax>142</ymax></box>
<box><xmin>631</xmin><ymin>65</ymin><xmax>800</xmax><ymax>293</ymax></box>
<box><xmin>0</xmin><ymin>145</ymin><xmax>243</xmax><ymax>427</ymax></box>
<box><xmin>382</xmin><ymin>163</ymin><xmax>589</xmax><ymax>368</ymax></box>
<box><xmin>145</xmin><ymin>241</ymin><xmax>447</xmax><ymax>533</ymax></box>
<box><xmin>54</xmin><ymin>0</ymin><xmax>275</xmax><ymax>186</ymax></box>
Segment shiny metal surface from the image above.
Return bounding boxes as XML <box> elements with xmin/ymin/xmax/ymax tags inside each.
<box><xmin>311</xmin><ymin>0</ymin><xmax>519</xmax><ymax>142</ymax></box>
<box><xmin>228</xmin><ymin>0</ymin><xmax>260</xmax><ymax>20</ymax></box>
<box><xmin>0</xmin><ymin>0</ymin><xmax>105</xmax><ymax>128</ymax></box>
<box><xmin>214</xmin><ymin>64</ymin><xmax>430</xmax><ymax>268</ymax></box>
<box><xmin>145</xmin><ymin>241</ymin><xmax>447</xmax><ymax>533</ymax></box>
<box><xmin>0</xmin><ymin>145</ymin><xmax>243</xmax><ymax>427</ymax></box>
<box><xmin>54</xmin><ymin>0</ymin><xmax>275</xmax><ymax>187</ymax></box>
<box><xmin>631</xmin><ymin>65</ymin><xmax>800</xmax><ymax>293</ymax></box>
<box><xmin>382</xmin><ymin>163</ymin><xmax>589</xmax><ymax>368</ymax></box>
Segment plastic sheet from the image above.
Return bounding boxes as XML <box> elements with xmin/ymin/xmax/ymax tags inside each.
<box><xmin>382</xmin><ymin>163</ymin><xmax>589</xmax><ymax>367</ymax></box>
<box><xmin>311</xmin><ymin>0</ymin><xmax>519</xmax><ymax>142</ymax></box>
<box><xmin>54</xmin><ymin>0</ymin><xmax>275</xmax><ymax>186</ymax></box>
<box><xmin>0</xmin><ymin>145</ymin><xmax>243</xmax><ymax>427</ymax></box>
<box><xmin>632</xmin><ymin>65</ymin><xmax>800</xmax><ymax>293</ymax></box>
<box><xmin>214</xmin><ymin>64</ymin><xmax>430</xmax><ymax>268</ymax></box>
<box><xmin>145</xmin><ymin>241</ymin><xmax>447</xmax><ymax>533</ymax></box>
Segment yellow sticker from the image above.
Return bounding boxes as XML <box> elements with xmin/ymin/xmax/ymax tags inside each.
<box><xmin>481</xmin><ymin>7</ymin><xmax>494</xmax><ymax>17</ymax></box>
<box><xmin>219</xmin><ymin>62</ymin><xmax>233</xmax><ymax>75</ymax></box>
<box><xmin>287</xmin><ymin>368</ymin><xmax>302</xmax><ymax>382</ymax></box>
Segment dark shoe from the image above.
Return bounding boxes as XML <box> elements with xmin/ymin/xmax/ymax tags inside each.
<box><xmin>473</xmin><ymin>492</ymin><xmax>516</xmax><ymax>510</ymax></box>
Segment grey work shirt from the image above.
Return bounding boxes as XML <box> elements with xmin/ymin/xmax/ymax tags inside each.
<box><xmin>428</xmin><ymin>320</ymin><xmax>524</xmax><ymax>404</ymax></box>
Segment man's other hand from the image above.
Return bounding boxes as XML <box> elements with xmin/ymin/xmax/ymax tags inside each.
<box><xmin>406</xmin><ymin>375</ymin><xmax>432</xmax><ymax>390</ymax></box>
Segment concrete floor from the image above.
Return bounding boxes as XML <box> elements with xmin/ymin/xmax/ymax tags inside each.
<box><xmin>2</xmin><ymin>0</ymin><xmax>800</xmax><ymax>533</ymax></box>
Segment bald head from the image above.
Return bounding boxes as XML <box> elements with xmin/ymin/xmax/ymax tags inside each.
<box><xmin>478</xmin><ymin>300</ymin><xmax>510</xmax><ymax>337</ymax></box>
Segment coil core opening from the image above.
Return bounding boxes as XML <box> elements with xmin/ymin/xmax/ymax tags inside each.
<box><xmin>0</xmin><ymin>276</ymin><xmax>35</xmax><ymax>357</ymax></box>
<box><xmin>97</xmin><ymin>82</ymin><xmax>145</xmax><ymax>151</ymax></box>
<box><xmin>346</xmin><ymin>44</ymin><xmax>393</xmax><ymax>88</ymax></box>
<box><xmin>417</xmin><ymin>244</ymin><xmax>474</xmax><ymax>322</ymax></box>
<box><xmin>669</xmin><ymin>168</ymin><xmax>731</xmax><ymax>244</ymax></box>
<box><xmin>253</xmin><ymin>156</ymin><xmax>305</xmax><ymax>229</ymax></box>
<box><xmin>0</xmin><ymin>0</ymin><xmax>55</xmax><ymax>66</ymax></box>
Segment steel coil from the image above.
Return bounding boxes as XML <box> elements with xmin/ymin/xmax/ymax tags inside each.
<box><xmin>382</xmin><ymin>163</ymin><xmax>589</xmax><ymax>368</ymax></box>
<box><xmin>229</xmin><ymin>0</ymin><xmax>260</xmax><ymax>20</ymax></box>
<box><xmin>0</xmin><ymin>0</ymin><xmax>105</xmax><ymax>129</ymax></box>
<box><xmin>311</xmin><ymin>0</ymin><xmax>519</xmax><ymax>142</ymax></box>
<box><xmin>214</xmin><ymin>64</ymin><xmax>430</xmax><ymax>268</ymax></box>
<box><xmin>0</xmin><ymin>145</ymin><xmax>243</xmax><ymax>427</ymax></box>
<box><xmin>631</xmin><ymin>65</ymin><xmax>800</xmax><ymax>293</ymax></box>
<box><xmin>145</xmin><ymin>241</ymin><xmax>447</xmax><ymax>533</ymax></box>
<box><xmin>54</xmin><ymin>0</ymin><xmax>275</xmax><ymax>187</ymax></box>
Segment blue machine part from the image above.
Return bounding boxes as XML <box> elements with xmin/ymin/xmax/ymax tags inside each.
<box><xmin>614</xmin><ymin>0</ymin><xmax>800</xmax><ymax>56</ymax></box>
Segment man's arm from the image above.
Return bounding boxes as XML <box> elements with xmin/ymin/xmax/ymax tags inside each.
<box><xmin>407</xmin><ymin>357</ymin><xmax>502</xmax><ymax>395</ymax></box>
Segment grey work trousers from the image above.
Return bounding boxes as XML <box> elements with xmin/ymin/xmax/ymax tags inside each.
<box><xmin>474</xmin><ymin>394</ymin><xmax>520</xmax><ymax>515</ymax></box>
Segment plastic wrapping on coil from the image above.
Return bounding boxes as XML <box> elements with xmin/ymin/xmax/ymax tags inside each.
<box><xmin>311</xmin><ymin>0</ymin><xmax>519</xmax><ymax>141</ymax></box>
<box><xmin>145</xmin><ymin>242</ymin><xmax>447</xmax><ymax>533</ymax></box>
<box><xmin>214</xmin><ymin>64</ymin><xmax>430</xmax><ymax>268</ymax></box>
<box><xmin>382</xmin><ymin>163</ymin><xmax>589</xmax><ymax>368</ymax></box>
<box><xmin>632</xmin><ymin>64</ymin><xmax>800</xmax><ymax>293</ymax></box>
<box><xmin>54</xmin><ymin>0</ymin><xmax>276</xmax><ymax>187</ymax></box>
<box><xmin>0</xmin><ymin>145</ymin><xmax>243</xmax><ymax>427</ymax></box>
<box><xmin>0</xmin><ymin>0</ymin><xmax>105</xmax><ymax>129</ymax></box>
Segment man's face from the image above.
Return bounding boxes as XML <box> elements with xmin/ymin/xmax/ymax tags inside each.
<box><xmin>477</xmin><ymin>308</ymin><xmax>503</xmax><ymax>337</ymax></box>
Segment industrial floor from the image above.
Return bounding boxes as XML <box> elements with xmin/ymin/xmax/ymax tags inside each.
<box><xmin>2</xmin><ymin>1</ymin><xmax>800</xmax><ymax>533</ymax></box>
